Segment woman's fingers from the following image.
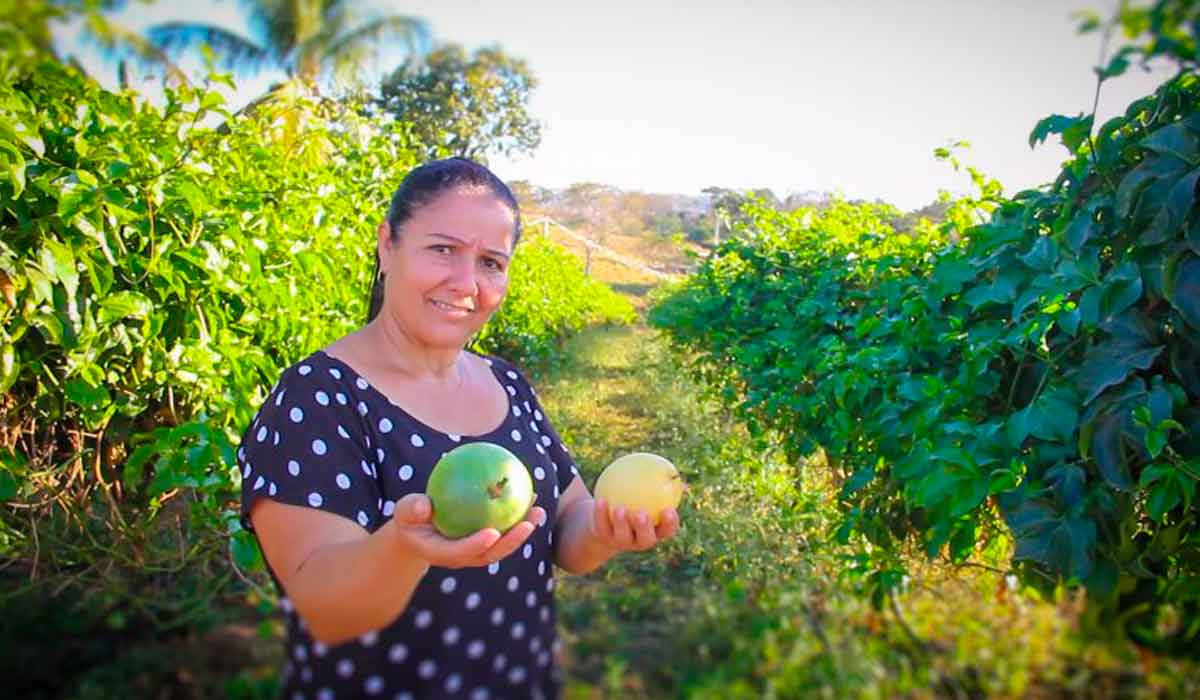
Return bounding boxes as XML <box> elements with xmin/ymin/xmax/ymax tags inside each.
<box><xmin>393</xmin><ymin>493</ymin><xmax>432</xmax><ymax>525</ymax></box>
<box><xmin>442</xmin><ymin>505</ymin><xmax>547</xmax><ymax>568</ymax></box>
<box><xmin>630</xmin><ymin>510</ymin><xmax>657</xmax><ymax>550</ymax></box>
<box><xmin>610</xmin><ymin>505</ymin><xmax>633</xmax><ymax>548</ymax></box>
<box><xmin>478</xmin><ymin>520</ymin><xmax>536</xmax><ymax>563</ymax></box>
<box><xmin>592</xmin><ymin>498</ymin><xmax>615</xmax><ymax>540</ymax></box>
<box><xmin>654</xmin><ymin>508</ymin><xmax>680</xmax><ymax>540</ymax></box>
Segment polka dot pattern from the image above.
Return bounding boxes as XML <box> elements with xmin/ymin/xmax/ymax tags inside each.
<box><xmin>238</xmin><ymin>350</ymin><xmax>573</xmax><ymax>698</ymax></box>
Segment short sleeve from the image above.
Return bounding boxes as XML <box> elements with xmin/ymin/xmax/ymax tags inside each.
<box><xmin>491</xmin><ymin>357</ymin><xmax>579</xmax><ymax>493</ymax></box>
<box><xmin>238</xmin><ymin>360</ymin><xmax>384</xmax><ymax>533</ymax></box>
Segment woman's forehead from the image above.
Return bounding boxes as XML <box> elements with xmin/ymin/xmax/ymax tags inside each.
<box><xmin>408</xmin><ymin>188</ymin><xmax>516</xmax><ymax>245</ymax></box>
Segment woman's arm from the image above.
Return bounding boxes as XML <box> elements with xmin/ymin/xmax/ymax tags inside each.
<box><xmin>252</xmin><ymin>493</ymin><xmax>545</xmax><ymax>645</ymax></box>
<box><xmin>553</xmin><ymin>479</ymin><xmax>619</xmax><ymax>575</ymax></box>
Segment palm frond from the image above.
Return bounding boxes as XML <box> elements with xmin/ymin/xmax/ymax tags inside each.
<box><xmin>249</xmin><ymin>0</ymin><xmax>300</xmax><ymax>60</ymax></box>
<box><xmin>81</xmin><ymin>12</ymin><xmax>190</xmax><ymax>85</ymax></box>
<box><xmin>146</xmin><ymin>21</ymin><xmax>270</xmax><ymax>74</ymax></box>
<box><xmin>319</xmin><ymin>13</ymin><xmax>431</xmax><ymax>77</ymax></box>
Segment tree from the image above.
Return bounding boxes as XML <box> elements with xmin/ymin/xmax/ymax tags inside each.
<box><xmin>378</xmin><ymin>43</ymin><xmax>542</xmax><ymax>162</ymax></box>
<box><xmin>507</xmin><ymin>180</ymin><xmax>552</xmax><ymax>212</ymax></box>
<box><xmin>144</xmin><ymin>0</ymin><xmax>429</xmax><ymax>89</ymax></box>
<box><xmin>560</xmin><ymin>182</ymin><xmax>619</xmax><ymax>275</ymax></box>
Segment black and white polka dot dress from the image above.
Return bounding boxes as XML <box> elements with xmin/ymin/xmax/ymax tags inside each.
<box><xmin>237</xmin><ymin>350</ymin><xmax>578</xmax><ymax>700</ymax></box>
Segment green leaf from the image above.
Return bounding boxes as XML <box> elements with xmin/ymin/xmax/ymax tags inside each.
<box><xmin>1064</xmin><ymin>208</ymin><xmax>1096</xmax><ymax>253</ymax></box>
<box><xmin>842</xmin><ymin>466</ymin><xmax>875</xmax><ymax>496</ymax></box>
<box><xmin>65</xmin><ymin>377</ymin><xmax>111</xmax><ymax>410</ymax></box>
<box><xmin>1142</xmin><ymin>169</ymin><xmax>1200</xmax><ymax>246</ymax></box>
<box><xmin>41</xmin><ymin>239</ymin><xmax>79</xmax><ymax>297</ymax></box>
<box><xmin>0</xmin><ymin>142</ymin><xmax>26</xmax><ymax>197</ymax></box>
<box><xmin>1017</xmin><ymin>236</ymin><xmax>1058</xmax><ymax>272</ymax></box>
<box><xmin>1139</xmin><ymin>462</ymin><xmax>1173</xmax><ymax>488</ymax></box>
<box><xmin>1007</xmin><ymin>500</ymin><xmax>1096</xmax><ymax>579</ymax></box>
<box><xmin>1030</xmin><ymin>386</ymin><xmax>1081</xmax><ymax>443</ymax></box>
<box><xmin>1077</xmin><ymin>340</ymin><xmax>1161</xmax><ymax>406</ymax></box>
<box><xmin>1147</xmin><ymin>481</ymin><xmax>1181</xmax><ymax>521</ymax></box>
<box><xmin>1146</xmin><ymin>429</ymin><xmax>1168</xmax><ymax>458</ymax></box>
<box><xmin>1165</xmin><ymin>254</ymin><xmax>1200</xmax><ymax>330</ymax></box>
<box><xmin>1074</xmin><ymin>9</ymin><xmax>1102</xmax><ymax>33</ymax></box>
<box><xmin>1099</xmin><ymin>262</ymin><xmax>1142</xmax><ymax>320</ymax></box>
<box><xmin>1142</xmin><ymin>120</ymin><xmax>1200</xmax><ymax>165</ymax></box>
<box><xmin>948</xmin><ymin>478</ymin><xmax>989</xmax><ymax>519</ymax></box>
<box><xmin>1059</xmin><ymin>307</ymin><xmax>1081</xmax><ymax>336</ymax></box>
<box><xmin>98</xmin><ymin>291</ymin><xmax>152</xmax><ymax>324</ymax></box>
<box><xmin>1092</xmin><ymin>412</ymin><xmax>1133</xmax><ymax>490</ymax></box>
<box><xmin>1116</xmin><ymin>155</ymin><xmax>1188</xmax><ymax>219</ymax></box>
<box><xmin>1012</xmin><ymin>287</ymin><xmax>1042</xmax><ymax>321</ymax></box>
<box><xmin>0</xmin><ymin>344</ymin><xmax>16</xmax><ymax>394</ymax></box>
<box><xmin>963</xmin><ymin>276</ymin><xmax>1018</xmax><ymax>309</ymax></box>
<box><xmin>0</xmin><ymin>469</ymin><xmax>15</xmax><ymax>500</ymax></box>
<box><xmin>1046</xmin><ymin>463</ymin><xmax>1086</xmax><ymax>508</ymax></box>
<box><xmin>1098</xmin><ymin>54</ymin><xmax>1130</xmax><ymax>79</ymax></box>
<box><xmin>931</xmin><ymin>256</ymin><xmax>975</xmax><ymax>295</ymax></box>
<box><xmin>1007</xmin><ymin>405</ymin><xmax>1033</xmax><ymax>448</ymax></box>
<box><xmin>1029</xmin><ymin>113</ymin><xmax>1093</xmax><ymax>154</ymax></box>
<box><xmin>231</xmin><ymin>530</ymin><xmax>265</xmax><ymax>573</ymax></box>
<box><xmin>1078</xmin><ymin>285</ymin><xmax>1102</xmax><ymax>327</ymax></box>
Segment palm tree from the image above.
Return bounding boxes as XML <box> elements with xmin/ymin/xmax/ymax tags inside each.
<box><xmin>145</xmin><ymin>0</ymin><xmax>430</xmax><ymax>90</ymax></box>
<box><xmin>46</xmin><ymin>0</ymin><xmax>190</xmax><ymax>86</ymax></box>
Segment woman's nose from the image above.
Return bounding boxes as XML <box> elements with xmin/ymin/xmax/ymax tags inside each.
<box><xmin>446</xmin><ymin>256</ymin><xmax>479</xmax><ymax>295</ymax></box>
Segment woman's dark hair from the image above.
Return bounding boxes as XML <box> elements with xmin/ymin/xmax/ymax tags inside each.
<box><xmin>366</xmin><ymin>157</ymin><xmax>522</xmax><ymax>323</ymax></box>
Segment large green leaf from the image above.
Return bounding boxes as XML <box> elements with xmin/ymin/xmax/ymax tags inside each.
<box><xmin>1064</xmin><ymin>207</ymin><xmax>1097</xmax><ymax>253</ymax></box>
<box><xmin>98</xmin><ymin>291</ymin><xmax>153</xmax><ymax>324</ymax></box>
<box><xmin>1018</xmin><ymin>236</ymin><xmax>1059</xmax><ymax>272</ymax></box>
<box><xmin>1116</xmin><ymin>154</ymin><xmax>1189</xmax><ymax>219</ymax></box>
<box><xmin>1007</xmin><ymin>499</ymin><xmax>1096</xmax><ymax>579</ymax></box>
<box><xmin>1142</xmin><ymin>169</ymin><xmax>1200</xmax><ymax>245</ymax></box>
<box><xmin>1046</xmin><ymin>463</ymin><xmax>1086</xmax><ymax>508</ymax></box>
<box><xmin>1077</xmin><ymin>312</ymin><xmax>1163</xmax><ymax>405</ymax></box>
<box><xmin>1029</xmin><ymin>113</ymin><xmax>1094</xmax><ymax>154</ymax></box>
<box><xmin>65</xmin><ymin>376</ymin><xmax>111</xmax><ymax>410</ymax></box>
<box><xmin>1141</xmin><ymin>118</ymin><xmax>1200</xmax><ymax>165</ymax></box>
<box><xmin>1165</xmin><ymin>253</ymin><xmax>1200</xmax><ymax>330</ymax></box>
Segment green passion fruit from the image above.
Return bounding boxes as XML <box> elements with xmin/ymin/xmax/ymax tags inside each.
<box><xmin>426</xmin><ymin>442</ymin><xmax>535</xmax><ymax>539</ymax></box>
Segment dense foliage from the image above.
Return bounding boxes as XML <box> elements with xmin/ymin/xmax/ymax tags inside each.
<box><xmin>0</xmin><ymin>4</ymin><xmax>628</xmax><ymax>692</ymax></box>
<box><xmin>476</xmin><ymin>233</ymin><xmax>636</xmax><ymax>366</ymax></box>
<box><xmin>379</xmin><ymin>43</ymin><xmax>542</xmax><ymax>162</ymax></box>
<box><xmin>652</xmin><ymin>5</ymin><xmax>1200</xmax><ymax>654</ymax></box>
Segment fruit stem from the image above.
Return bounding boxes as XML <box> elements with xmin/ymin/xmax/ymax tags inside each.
<box><xmin>487</xmin><ymin>477</ymin><xmax>508</xmax><ymax>499</ymax></box>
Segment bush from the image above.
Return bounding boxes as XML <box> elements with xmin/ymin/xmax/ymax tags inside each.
<box><xmin>475</xmin><ymin>232</ymin><xmax>636</xmax><ymax>367</ymax></box>
<box><xmin>652</xmin><ymin>16</ymin><xmax>1200</xmax><ymax>655</ymax></box>
<box><xmin>0</xmin><ymin>7</ymin><xmax>631</xmax><ymax>692</ymax></box>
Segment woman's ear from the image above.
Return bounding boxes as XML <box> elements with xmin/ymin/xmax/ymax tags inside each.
<box><xmin>376</xmin><ymin>220</ymin><xmax>393</xmax><ymax>275</ymax></box>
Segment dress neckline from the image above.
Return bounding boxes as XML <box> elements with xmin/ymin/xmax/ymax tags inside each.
<box><xmin>311</xmin><ymin>349</ymin><xmax>515</xmax><ymax>440</ymax></box>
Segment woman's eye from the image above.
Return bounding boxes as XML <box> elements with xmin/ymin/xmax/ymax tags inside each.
<box><xmin>430</xmin><ymin>244</ymin><xmax>452</xmax><ymax>254</ymax></box>
<box><xmin>482</xmin><ymin>258</ymin><xmax>504</xmax><ymax>272</ymax></box>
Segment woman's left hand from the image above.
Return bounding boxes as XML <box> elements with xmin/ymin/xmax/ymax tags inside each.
<box><xmin>589</xmin><ymin>497</ymin><xmax>680</xmax><ymax>553</ymax></box>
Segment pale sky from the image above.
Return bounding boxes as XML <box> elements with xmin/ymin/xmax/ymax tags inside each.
<box><xmin>61</xmin><ymin>0</ymin><xmax>1172</xmax><ymax>210</ymax></box>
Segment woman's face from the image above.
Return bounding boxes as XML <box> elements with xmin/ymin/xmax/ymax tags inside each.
<box><xmin>377</xmin><ymin>187</ymin><xmax>517</xmax><ymax>351</ymax></box>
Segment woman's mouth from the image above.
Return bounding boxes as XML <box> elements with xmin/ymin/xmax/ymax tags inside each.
<box><xmin>430</xmin><ymin>299</ymin><xmax>474</xmax><ymax>315</ymax></box>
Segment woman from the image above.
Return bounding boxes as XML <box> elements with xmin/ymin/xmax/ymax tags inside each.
<box><xmin>237</xmin><ymin>157</ymin><xmax>680</xmax><ymax>699</ymax></box>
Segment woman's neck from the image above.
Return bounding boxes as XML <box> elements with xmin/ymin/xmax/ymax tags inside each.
<box><xmin>359</xmin><ymin>316</ymin><xmax>467</xmax><ymax>386</ymax></box>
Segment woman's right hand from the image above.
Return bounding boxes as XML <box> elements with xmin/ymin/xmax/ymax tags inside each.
<box><xmin>387</xmin><ymin>492</ymin><xmax>546</xmax><ymax>569</ymax></box>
